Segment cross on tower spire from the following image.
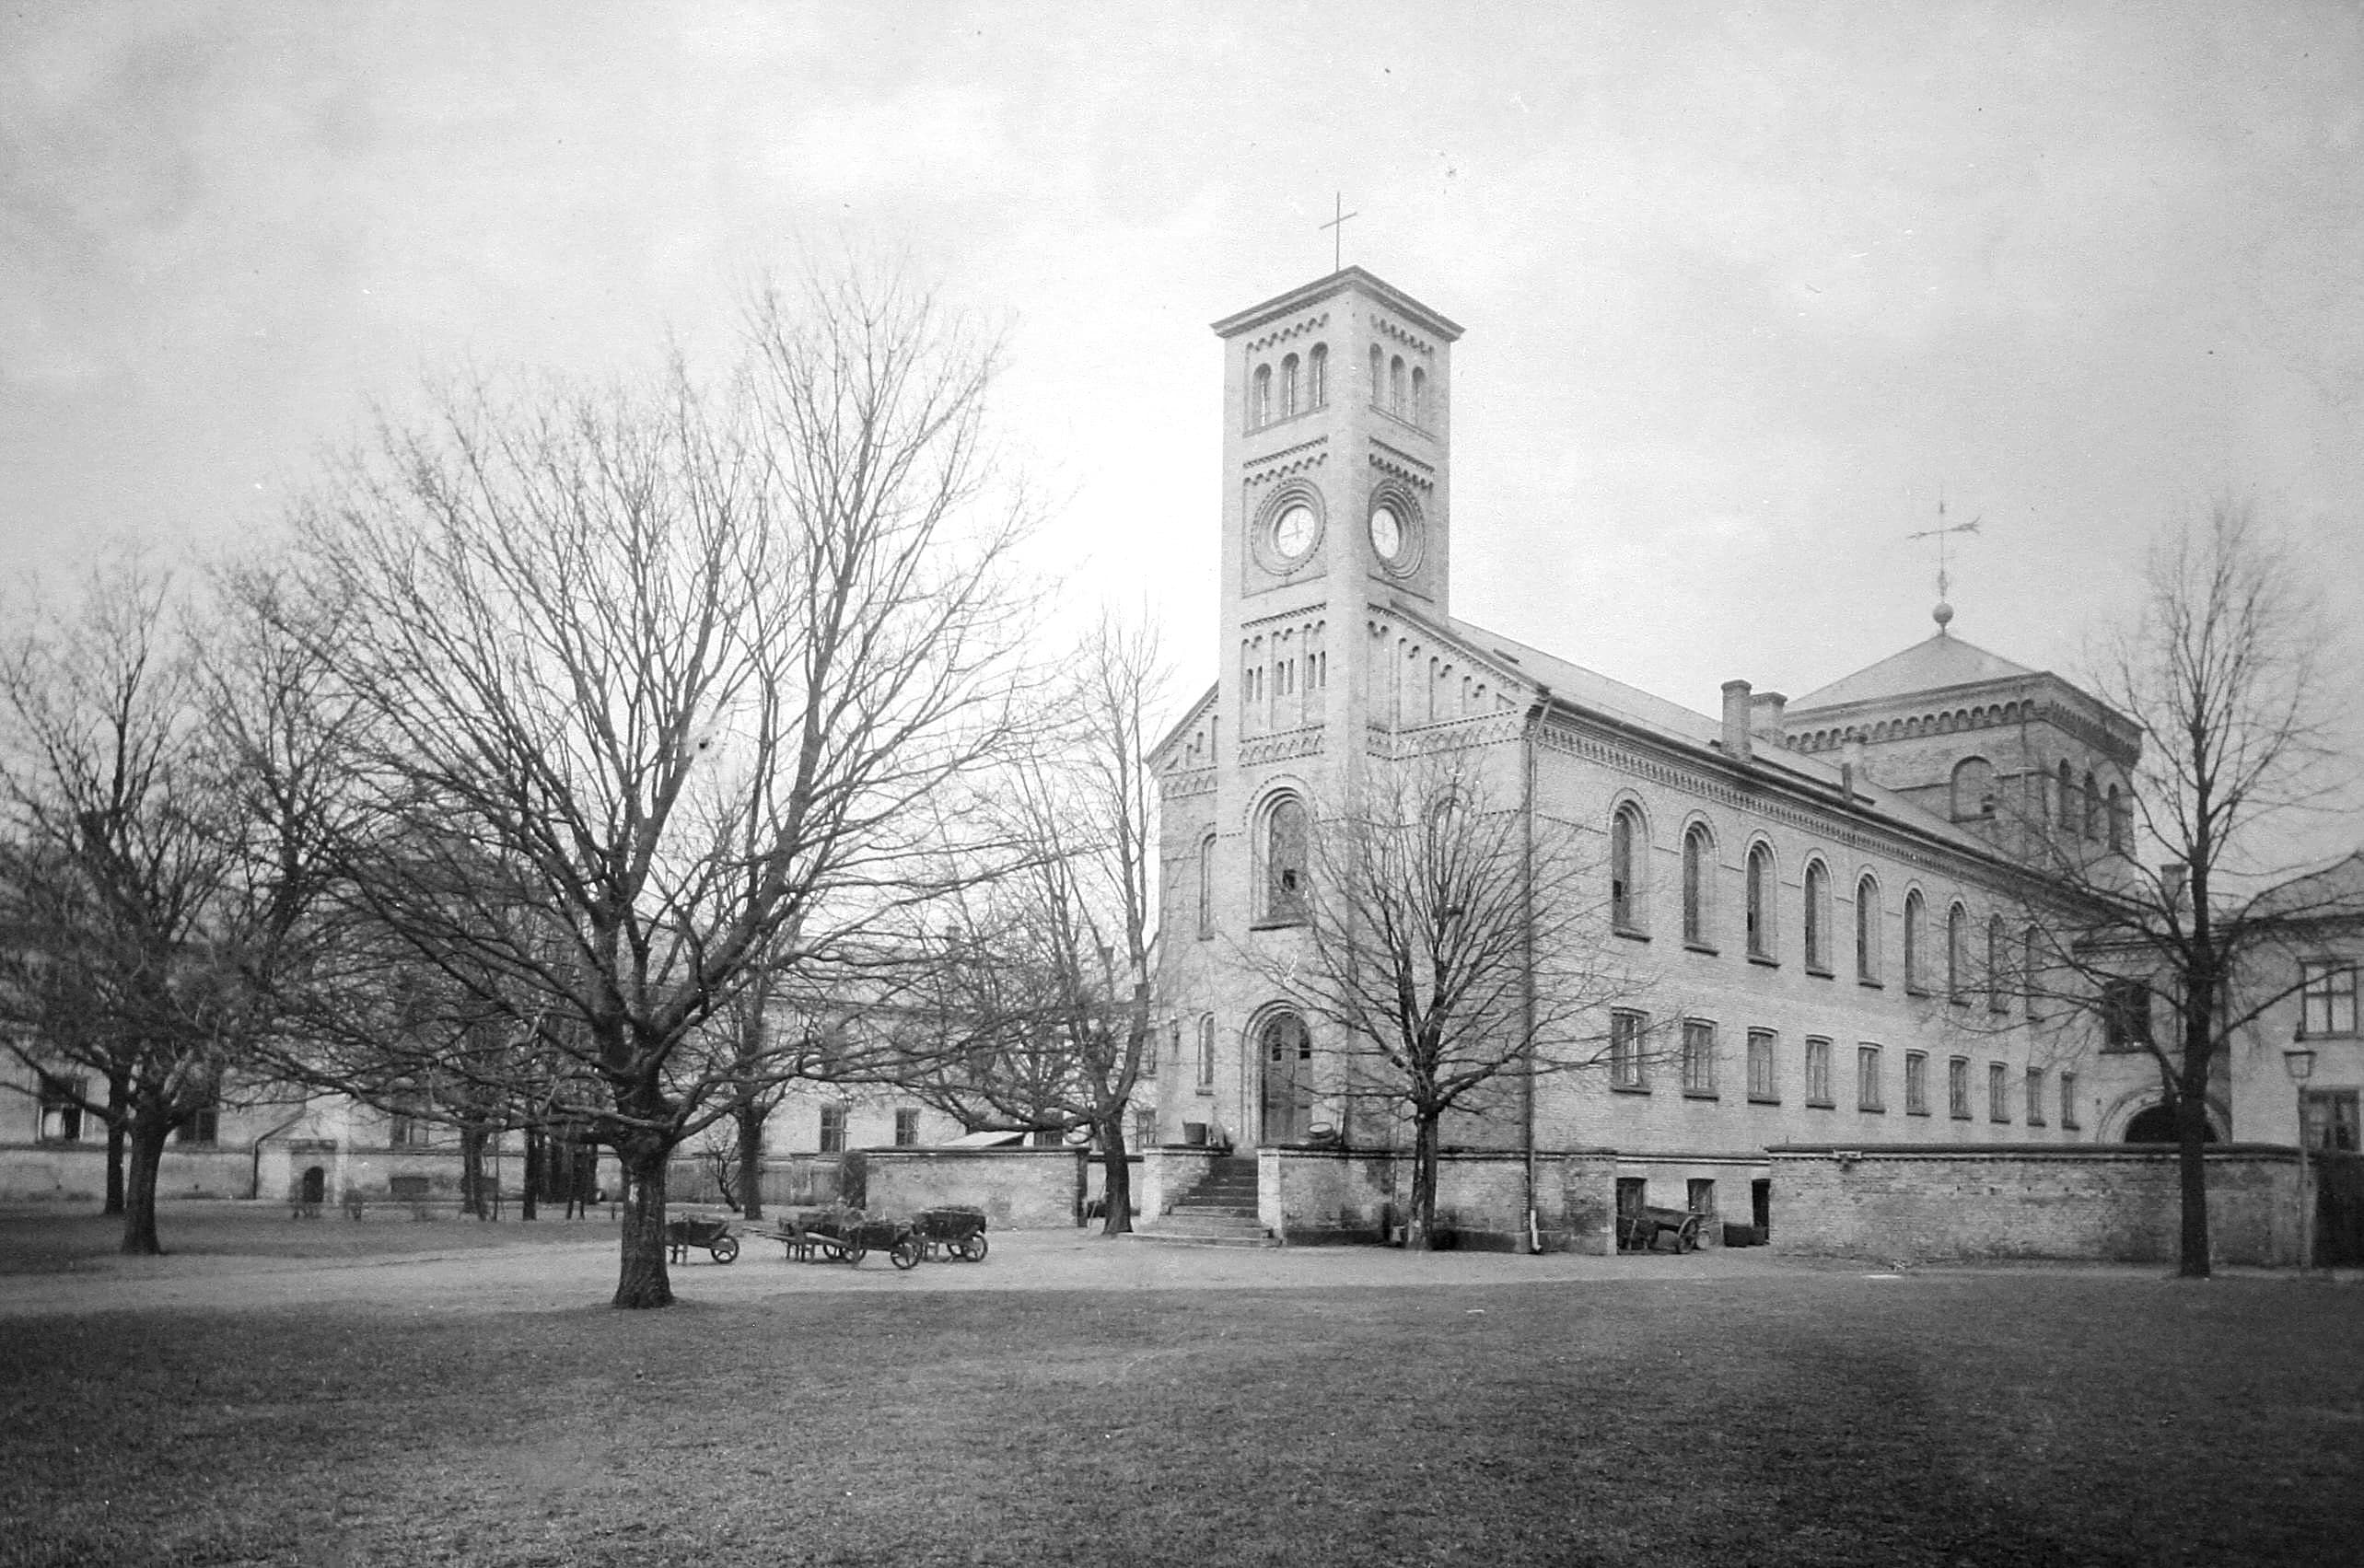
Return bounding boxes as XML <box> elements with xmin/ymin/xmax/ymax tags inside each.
<box><xmin>1907</xmin><ymin>494</ymin><xmax>1981</xmax><ymax>633</ymax></box>
<box><xmin>1319</xmin><ymin>192</ymin><xmax>1359</xmax><ymax>274</ymax></box>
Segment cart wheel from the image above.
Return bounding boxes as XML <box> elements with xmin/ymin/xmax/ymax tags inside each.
<box><xmin>711</xmin><ymin>1236</ymin><xmax>739</xmax><ymax>1264</ymax></box>
<box><xmin>959</xmin><ymin>1233</ymin><xmax>988</xmax><ymax>1262</ymax></box>
<box><xmin>891</xmin><ymin>1236</ymin><xmax>922</xmax><ymax>1271</ymax></box>
<box><xmin>846</xmin><ymin>1244</ymin><xmax>867</xmax><ymax>1267</ymax></box>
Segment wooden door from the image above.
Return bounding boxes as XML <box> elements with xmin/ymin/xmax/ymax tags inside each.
<box><xmin>1260</xmin><ymin>1015</ymin><xmax>1311</xmax><ymax>1144</ymax></box>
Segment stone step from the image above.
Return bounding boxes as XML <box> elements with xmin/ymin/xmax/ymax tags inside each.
<box><xmin>1120</xmin><ymin>1230</ymin><xmax>1281</xmax><ymax>1249</ymax></box>
<box><xmin>1141</xmin><ymin>1212</ymin><xmax>1274</xmax><ymax>1239</ymax></box>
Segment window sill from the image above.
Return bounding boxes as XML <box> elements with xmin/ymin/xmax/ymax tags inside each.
<box><xmin>1989</xmin><ymin>1117</ymin><xmax>2012</xmax><ymax>1125</ymax></box>
<box><xmin>1904</xmin><ymin>983</ymin><xmax>1930</xmax><ymax>998</ymax></box>
<box><xmin>1683</xmin><ymin>941</ymin><xmax>1719</xmax><ymax>957</ymax></box>
<box><xmin>1857</xmin><ymin>1105</ymin><xmax>1886</xmax><ymax>1115</ymax></box>
<box><xmin>1613</xmin><ymin>926</ymin><xmax>1651</xmax><ymax>943</ymax></box>
<box><xmin>1194</xmin><ymin>1087</ymin><xmax>1216</xmax><ymax>1098</ymax></box>
<box><xmin>1805</xmin><ymin>965</ymin><xmax>1834</xmax><ymax>980</ymax></box>
<box><xmin>1806</xmin><ymin>1098</ymin><xmax>1835</xmax><ymax>1110</ymax></box>
<box><xmin>1905</xmin><ymin>1107</ymin><xmax>1929</xmax><ymax>1118</ymax></box>
<box><xmin>1748</xmin><ymin>952</ymin><xmax>1779</xmax><ymax>969</ymax></box>
<box><xmin>2062</xmin><ymin>1123</ymin><xmax>2082</xmax><ymax>1133</ymax></box>
<box><xmin>1748</xmin><ymin>1094</ymin><xmax>1780</xmax><ymax>1106</ymax></box>
<box><xmin>1249</xmin><ymin>917</ymin><xmax>1309</xmax><ymax>933</ymax></box>
<box><xmin>1950</xmin><ymin>1113</ymin><xmax>1974</xmax><ymax>1122</ymax></box>
<box><xmin>1857</xmin><ymin>977</ymin><xmax>1884</xmax><ymax>991</ymax></box>
<box><xmin>1611</xmin><ymin>1084</ymin><xmax>1652</xmax><ymax>1096</ymax></box>
<box><xmin>1682</xmin><ymin>1090</ymin><xmax>1719</xmax><ymax>1101</ymax></box>
<box><xmin>2027</xmin><ymin>1121</ymin><xmax>2048</xmax><ymax>1130</ymax></box>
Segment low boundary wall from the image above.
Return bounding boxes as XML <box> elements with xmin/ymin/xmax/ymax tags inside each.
<box><xmin>849</xmin><ymin>1147</ymin><xmax>1088</xmax><ymax>1229</ymax></box>
<box><xmin>1247</xmin><ymin>1147</ymin><xmax>1620</xmax><ymax>1253</ymax></box>
<box><xmin>1768</xmin><ymin>1144</ymin><xmax>2304</xmax><ymax>1266</ymax></box>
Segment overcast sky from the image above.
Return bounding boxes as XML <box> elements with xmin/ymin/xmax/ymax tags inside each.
<box><xmin>5</xmin><ymin>3</ymin><xmax>2359</xmax><ymax>813</ymax></box>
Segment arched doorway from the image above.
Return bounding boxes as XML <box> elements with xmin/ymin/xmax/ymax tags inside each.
<box><xmin>299</xmin><ymin>1165</ymin><xmax>326</xmax><ymax>1205</ymax></box>
<box><xmin>1259</xmin><ymin>1013</ymin><xmax>1312</xmax><ymax>1144</ymax></box>
<box><xmin>2125</xmin><ymin>1104</ymin><xmax>2215</xmax><ymax>1144</ymax></box>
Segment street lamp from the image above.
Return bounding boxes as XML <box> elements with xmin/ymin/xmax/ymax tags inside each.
<box><xmin>2285</xmin><ymin>1043</ymin><xmax>2316</xmax><ymax>1274</ymax></box>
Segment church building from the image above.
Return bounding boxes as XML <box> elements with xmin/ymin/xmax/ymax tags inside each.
<box><xmin>1144</xmin><ymin>266</ymin><xmax>2147</xmax><ymax>1246</ymax></box>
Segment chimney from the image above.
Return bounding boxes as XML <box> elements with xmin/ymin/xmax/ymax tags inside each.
<box><xmin>1720</xmin><ymin>679</ymin><xmax>1753</xmax><ymax>764</ymax></box>
<box><xmin>1841</xmin><ymin>734</ymin><xmax>1869</xmax><ymax>802</ymax></box>
<box><xmin>1749</xmin><ymin>690</ymin><xmax>1788</xmax><ymax>743</ymax></box>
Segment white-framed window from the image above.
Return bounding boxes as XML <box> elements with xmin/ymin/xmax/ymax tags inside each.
<box><xmin>2300</xmin><ymin>959</ymin><xmax>2358</xmax><ymax>1038</ymax></box>
<box><xmin>1746</xmin><ymin>1028</ymin><xmax>1777</xmax><ymax>1103</ymax></box>
<box><xmin>1904</xmin><ymin>1051</ymin><xmax>1928</xmax><ymax>1116</ymax></box>
<box><xmin>1611</xmin><ymin>1010</ymin><xmax>1648</xmax><ymax>1091</ymax></box>
<box><xmin>1804</xmin><ymin>1038</ymin><xmax>1833</xmax><ymax>1107</ymax></box>
<box><xmin>1681</xmin><ymin>1019</ymin><xmax>1717</xmax><ymax>1097</ymax></box>
<box><xmin>819</xmin><ymin>1104</ymin><xmax>848</xmax><ymax>1154</ymax></box>
<box><xmin>893</xmin><ymin>1109</ymin><xmax>921</xmax><ymax>1146</ymax></box>
<box><xmin>1857</xmin><ymin>1044</ymin><xmax>1884</xmax><ymax>1112</ymax></box>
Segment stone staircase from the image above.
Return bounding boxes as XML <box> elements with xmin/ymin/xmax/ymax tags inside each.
<box><xmin>1126</xmin><ymin>1155</ymin><xmax>1277</xmax><ymax>1247</ymax></box>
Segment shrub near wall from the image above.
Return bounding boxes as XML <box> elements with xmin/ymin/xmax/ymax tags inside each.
<box><xmin>1770</xmin><ymin>1144</ymin><xmax>2304</xmax><ymax>1267</ymax></box>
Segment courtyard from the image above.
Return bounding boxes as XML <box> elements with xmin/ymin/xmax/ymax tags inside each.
<box><xmin>0</xmin><ymin>1207</ymin><xmax>2358</xmax><ymax>1566</ymax></box>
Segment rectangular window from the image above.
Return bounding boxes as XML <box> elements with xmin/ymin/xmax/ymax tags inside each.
<box><xmin>388</xmin><ymin>1095</ymin><xmax>428</xmax><ymax>1148</ymax></box>
<box><xmin>1143</xmin><ymin>1023</ymin><xmax>1167</xmax><ymax>1081</ymax></box>
<box><xmin>1856</xmin><ymin>1044</ymin><xmax>1884</xmax><ymax>1112</ymax></box>
<box><xmin>1611</xmin><ymin>1010</ymin><xmax>1648</xmax><ymax>1091</ymax></box>
<box><xmin>2025</xmin><ymin>1069</ymin><xmax>2047</xmax><ymax>1127</ymax></box>
<box><xmin>1949</xmin><ymin>1057</ymin><xmax>1972</xmax><ymax>1121</ymax></box>
<box><xmin>2101</xmin><ymin>977</ymin><xmax>2152</xmax><ymax>1052</ymax></box>
<box><xmin>1988</xmin><ymin>1063</ymin><xmax>2010</xmax><ymax>1123</ymax></box>
<box><xmin>176</xmin><ymin>1100</ymin><xmax>221</xmax><ymax>1144</ymax></box>
<box><xmin>1133</xmin><ymin>1107</ymin><xmax>1156</xmax><ymax>1150</ymax></box>
<box><xmin>1804</xmin><ymin>1038</ymin><xmax>1833</xmax><ymax>1108</ymax></box>
<box><xmin>1904</xmin><ymin>1051</ymin><xmax>1928</xmax><ymax>1116</ymax></box>
<box><xmin>2300</xmin><ymin>960</ymin><xmax>2358</xmax><ymax>1038</ymax></box>
<box><xmin>2060</xmin><ymin>1072</ymin><xmax>2080</xmax><ymax>1130</ymax></box>
<box><xmin>893</xmin><ymin>1109</ymin><xmax>920</xmax><ymax>1146</ymax></box>
<box><xmin>1196</xmin><ymin>1015</ymin><xmax>1217</xmax><ymax>1092</ymax></box>
<box><xmin>1746</xmin><ymin>1029</ymin><xmax>1777</xmax><ymax>1103</ymax></box>
<box><xmin>819</xmin><ymin>1105</ymin><xmax>847</xmax><ymax>1155</ymax></box>
<box><xmin>37</xmin><ymin>1074</ymin><xmax>86</xmax><ymax>1143</ymax></box>
<box><xmin>1681</xmin><ymin>1019</ymin><xmax>1718</xmax><ymax>1098</ymax></box>
<box><xmin>1686</xmin><ymin>1179</ymin><xmax>1717</xmax><ymax>1217</ymax></box>
<box><xmin>2302</xmin><ymin>1089</ymin><xmax>2360</xmax><ymax>1152</ymax></box>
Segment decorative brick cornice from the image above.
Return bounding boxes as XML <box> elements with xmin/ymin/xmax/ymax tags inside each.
<box><xmin>1241</xmin><ymin>311</ymin><xmax>1330</xmax><ymax>355</ymax></box>
<box><xmin>1372</xmin><ymin>313</ymin><xmax>1436</xmax><ymax>357</ymax></box>
<box><xmin>1368</xmin><ymin>445</ymin><xmax>1435</xmax><ymax>493</ymax></box>
<box><xmin>1240</xmin><ymin>726</ymin><xmax>1324</xmax><ymax>765</ymax></box>
<box><xmin>1243</xmin><ymin>444</ymin><xmax>1330</xmax><ymax>488</ymax></box>
<box><xmin>1160</xmin><ymin>768</ymin><xmax>1217</xmax><ymax>799</ymax></box>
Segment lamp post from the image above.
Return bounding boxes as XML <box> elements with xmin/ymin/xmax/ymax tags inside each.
<box><xmin>2284</xmin><ymin>1043</ymin><xmax>2316</xmax><ymax>1273</ymax></box>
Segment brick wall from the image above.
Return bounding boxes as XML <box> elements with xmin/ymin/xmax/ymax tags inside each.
<box><xmin>1769</xmin><ymin>1144</ymin><xmax>2302</xmax><ymax>1266</ymax></box>
<box><xmin>1259</xmin><ymin>1148</ymin><xmax>1617</xmax><ymax>1253</ymax></box>
<box><xmin>853</xmin><ymin>1148</ymin><xmax>1085</xmax><ymax>1229</ymax></box>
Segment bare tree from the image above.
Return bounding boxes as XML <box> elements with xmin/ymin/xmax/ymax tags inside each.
<box><xmin>898</xmin><ymin>615</ymin><xmax>1166</xmax><ymax>1234</ymax></box>
<box><xmin>0</xmin><ymin>553</ymin><xmax>338</xmax><ymax>1254</ymax></box>
<box><xmin>2011</xmin><ymin>500</ymin><xmax>2356</xmax><ymax>1277</ymax></box>
<box><xmin>1253</xmin><ymin>752</ymin><xmax>1647</xmax><ymax>1250</ymax></box>
<box><xmin>279</xmin><ymin>267</ymin><xmax>1036</xmax><ymax>1307</ymax></box>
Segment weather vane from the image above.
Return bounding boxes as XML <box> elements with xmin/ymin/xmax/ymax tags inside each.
<box><xmin>1907</xmin><ymin>494</ymin><xmax>1980</xmax><ymax>632</ymax></box>
<box><xmin>1320</xmin><ymin>192</ymin><xmax>1359</xmax><ymax>273</ymax></box>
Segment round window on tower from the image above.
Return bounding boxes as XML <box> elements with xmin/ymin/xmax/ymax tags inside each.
<box><xmin>1365</xmin><ymin>488</ymin><xmax>1424</xmax><ymax>576</ymax></box>
<box><xmin>1273</xmin><ymin>503</ymin><xmax>1316</xmax><ymax>562</ymax></box>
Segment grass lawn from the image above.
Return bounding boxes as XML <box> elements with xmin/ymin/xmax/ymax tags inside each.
<box><xmin>2</xmin><ymin>1269</ymin><xmax>2358</xmax><ymax>1566</ymax></box>
<box><xmin>0</xmin><ymin>1202</ymin><xmax>618</xmax><ymax>1274</ymax></box>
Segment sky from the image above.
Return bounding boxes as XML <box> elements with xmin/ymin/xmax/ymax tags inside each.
<box><xmin>4</xmin><ymin>2</ymin><xmax>2360</xmax><ymax>815</ymax></box>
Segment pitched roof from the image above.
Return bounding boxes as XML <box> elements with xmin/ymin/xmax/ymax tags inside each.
<box><xmin>1789</xmin><ymin>631</ymin><xmax>2038</xmax><ymax>713</ymax></box>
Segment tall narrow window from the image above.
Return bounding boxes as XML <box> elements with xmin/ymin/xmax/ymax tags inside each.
<box><xmin>1411</xmin><ymin>365</ymin><xmax>1427</xmax><ymax>424</ymax></box>
<box><xmin>1309</xmin><ymin>343</ymin><xmax>1328</xmax><ymax>407</ymax></box>
<box><xmin>1804</xmin><ymin>1038</ymin><xmax>1834</xmax><ymax>1107</ymax></box>
<box><xmin>1857</xmin><ymin>1045</ymin><xmax>1884</xmax><ymax>1111</ymax></box>
<box><xmin>893</xmin><ymin>1109</ymin><xmax>921</xmax><ymax>1146</ymax></box>
<box><xmin>1196</xmin><ymin>833</ymin><xmax>1216</xmax><ymax>940</ymax></box>
<box><xmin>1803</xmin><ymin>861</ymin><xmax>1831</xmax><ymax>972</ymax></box>
<box><xmin>2024</xmin><ymin>1069</ymin><xmax>2047</xmax><ymax>1127</ymax></box>
<box><xmin>1611</xmin><ymin>805</ymin><xmax>1645</xmax><ymax>935</ymax></box>
<box><xmin>2060</xmin><ymin>1072</ymin><xmax>2080</xmax><ymax>1130</ymax></box>
<box><xmin>1683</xmin><ymin>825</ymin><xmax>1714</xmax><ymax>948</ymax></box>
<box><xmin>1987</xmin><ymin>915</ymin><xmax>2009</xmax><ymax>1013</ymax></box>
<box><xmin>2300</xmin><ymin>959</ymin><xmax>2358</xmax><ymax>1038</ymax></box>
<box><xmin>1196</xmin><ymin>1015</ymin><xmax>1217</xmax><ymax>1090</ymax></box>
<box><xmin>819</xmin><ymin>1105</ymin><xmax>847</xmax><ymax>1154</ymax></box>
<box><xmin>2101</xmin><ymin>977</ymin><xmax>2152</xmax><ymax>1051</ymax></box>
<box><xmin>1745</xmin><ymin>843</ymin><xmax>1774</xmax><ymax>959</ymax></box>
<box><xmin>1682</xmin><ymin>1019</ymin><xmax>1717</xmax><ymax>1097</ymax></box>
<box><xmin>1280</xmin><ymin>354</ymin><xmax>1299</xmax><ymax>417</ymax></box>
<box><xmin>1947</xmin><ymin>903</ymin><xmax>1968</xmax><ymax>1003</ymax></box>
<box><xmin>1903</xmin><ymin>889</ymin><xmax>1926</xmax><ymax>991</ymax></box>
<box><xmin>1368</xmin><ymin>343</ymin><xmax>1383</xmax><ymax>405</ymax></box>
<box><xmin>1389</xmin><ymin>354</ymin><xmax>1406</xmax><ymax>414</ymax></box>
<box><xmin>1252</xmin><ymin>363</ymin><xmax>1272</xmax><ymax>428</ymax></box>
<box><xmin>2024</xmin><ymin>926</ymin><xmax>2045</xmax><ymax>1020</ymax></box>
<box><xmin>1948</xmin><ymin>1057</ymin><xmax>1972</xmax><ymax>1120</ymax></box>
<box><xmin>2057</xmin><ymin>761</ymin><xmax>2077</xmax><ymax>836</ymax></box>
<box><xmin>2106</xmin><ymin>784</ymin><xmax>2125</xmax><ymax>850</ymax></box>
<box><xmin>1904</xmin><ymin>1051</ymin><xmax>1929</xmax><ymax>1116</ymax></box>
<box><xmin>1133</xmin><ymin>1107</ymin><xmax>1156</xmax><ymax>1150</ymax></box>
<box><xmin>1747</xmin><ymin>1029</ymin><xmax>1777</xmax><ymax>1103</ymax></box>
<box><xmin>1988</xmin><ymin>1063</ymin><xmax>2010</xmax><ymax>1122</ymax></box>
<box><xmin>1855</xmin><ymin>875</ymin><xmax>1881</xmax><ymax>983</ymax></box>
<box><xmin>1611</xmin><ymin>1010</ymin><xmax>1647</xmax><ymax>1089</ymax></box>
<box><xmin>2082</xmin><ymin>771</ymin><xmax>2100</xmax><ymax>839</ymax></box>
<box><xmin>1264</xmin><ymin>795</ymin><xmax>1309</xmax><ymax>923</ymax></box>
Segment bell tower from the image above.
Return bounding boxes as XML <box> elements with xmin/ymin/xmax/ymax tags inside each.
<box><xmin>1209</xmin><ymin>268</ymin><xmax>1462</xmax><ymax>757</ymax></box>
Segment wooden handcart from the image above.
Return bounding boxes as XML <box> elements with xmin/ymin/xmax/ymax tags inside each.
<box><xmin>770</xmin><ymin>1210</ymin><xmax>922</xmax><ymax>1270</ymax></box>
<box><xmin>665</xmin><ymin>1214</ymin><xmax>741</xmax><ymax>1264</ymax></box>
<box><xmin>913</xmin><ymin>1205</ymin><xmax>989</xmax><ymax>1262</ymax></box>
<box><xmin>1617</xmin><ymin>1205</ymin><xmax>1706</xmax><ymax>1253</ymax></box>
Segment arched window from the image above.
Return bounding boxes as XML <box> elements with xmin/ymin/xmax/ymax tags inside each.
<box><xmin>2058</xmin><ymin>761</ymin><xmax>2076</xmax><ymax>833</ymax></box>
<box><xmin>1264</xmin><ymin>795</ymin><xmax>1310</xmax><ymax>923</ymax></box>
<box><xmin>1611</xmin><ymin>805</ymin><xmax>1646</xmax><ymax>934</ymax></box>
<box><xmin>2024</xmin><ymin>925</ymin><xmax>2044</xmax><ymax>1020</ymax></box>
<box><xmin>1196</xmin><ymin>1014</ymin><xmax>1216</xmax><ymax>1088</ymax></box>
<box><xmin>1682</xmin><ymin>824</ymin><xmax>1714</xmax><ymax>947</ymax></box>
<box><xmin>1309</xmin><ymin>343</ymin><xmax>1328</xmax><ymax>407</ymax></box>
<box><xmin>1987</xmin><ymin>914</ymin><xmax>2009</xmax><ymax>1012</ymax></box>
<box><xmin>1947</xmin><ymin>903</ymin><xmax>1968</xmax><ymax>1003</ymax></box>
<box><xmin>2106</xmin><ymin>784</ymin><xmax>2125</xmax><ymax>851</ymax></box>
<box><xmin>1951</xmin><ymin>756</ymin><xmax>1996</xmax><ymax>820</ymax></box>
<box><xmin>1389</xmin><ymin>354</ymin><xmax>1405</xmax><ymax>414</ymax></box>
<box><xmin>1803</xmin><ymin>860</ymin><xmax>1831</xmax><ymax>972</ymax></box>
<box><xmin>1196</xmin><ymin>832</ymin><xmax>1216</xmax><ymax>940</ymax></box>
<box><xmin>1411</xmin><ymin>366</ymin><xmax>1427</xmax><ymax>424</ymax></box>
<box><xmin>1368</xmin><ymin>343</ymin><xmax>1383</xmax><ymax>405</ymax></box>
<box><xmin>1744</xmin><ymin>842</ymin><xmax>1774</xmax><ymax>959</ymax></box>
<box><xmin>1252</xmin><ymin>363</ymin><xmax>1272</xmax><ymax>428</ymax></box>
<box><xmin>1280</xmin><ymin>354</ymin><xmax>1300</xmax><ymax>417</ymax></box>
<box><xmin>2082</xmin><ymin>771</ymin><xmax>2100</xmax><ymax>839</ymax></box>
<box><xmin>1855</xmin><ymin>874</ymin><xmax>1881</xmax><ymax>982</ymax></box>
<box><xmin>1903</xmin><ymin>889</ymin><xmax>1926</xmax><ymax>991</ymax></box>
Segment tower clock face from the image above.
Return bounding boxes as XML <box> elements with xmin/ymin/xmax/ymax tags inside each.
<box><xmin>1368</xmin><ymin>504</ymin><xmax>1403</xmax><ymax>563</ymax></box>
<box><xmin>1272</xmin><ymin>503</ymin><xmax>1316</xmax><ymax>562</ymax></box>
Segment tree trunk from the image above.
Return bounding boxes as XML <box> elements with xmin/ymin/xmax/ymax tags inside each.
<box><xmin>611</xmin><ymin>1143</ymin><xmax>675</xmax><ymax>1309</ymax></box>
<box><xmin>1405</xmin><ymin>1112</ymin><xmax>1440</xmax><ymax>1251</ymax></box>
<box><xmin>102</xmin><ymin>1075</ymin><xmax>128</xmax><ymax>1216</ymax></box>
<box><xmin>460</xmin><ymin>1125</ymin><xmax>490</xmax><ymax>1219</ymax></box>
<box><xmin>120</xmin><ymin>1120</ymin><xmax>169</xmax><ymax>1256</ymax></box>
<box><xmin>731</xmin><ymin>1097</ymin><xmax>765</xmax><ymax>1222</ymax></box>
<box><xmin>1097</xmin><ymin>1117</ymin><xmax>1133</xmax><ymax>1236</ymax></box>
<box><xmin>2175</xmin><ymin>1083</ymin><xmax>2212</xmax><ymax>1279</ymax></box>
<box><xmin>520</xmin><ymin>1125</ymin><xmax>542</xmax><ymax>1222</ymax></box>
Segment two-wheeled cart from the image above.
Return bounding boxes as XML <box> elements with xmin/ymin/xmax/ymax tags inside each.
<box><xmin>771</xmin><ymin>1210</ymin><xmax>923</xmax><ymax>1270</ymax></box>
<box><xmin>912</xmin><ymin>1204</ymin><xmax>989</xmax><ymax>1262</ymax></box>
<box><xmin>664</xmin><ymin>1214</ymin><xmax>741</xmax><ymax>1264</ymax></box>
